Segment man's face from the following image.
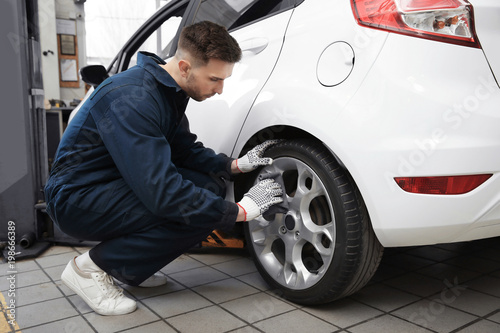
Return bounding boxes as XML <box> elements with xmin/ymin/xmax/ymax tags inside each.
<box><xmin>184</xmin><ymin>58</ymin><xmax>234</xmax><ymax>102</ymax></box>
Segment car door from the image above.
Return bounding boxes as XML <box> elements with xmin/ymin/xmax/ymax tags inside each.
<box><xmin>185</xmin><ymin>0</ymin><xmax>299</xmax><ymax>156</ymax></box>
<box><xmin>70</xmin><ymin>0</ymin><xmax>191</xmax><ymax>124</ymax></box>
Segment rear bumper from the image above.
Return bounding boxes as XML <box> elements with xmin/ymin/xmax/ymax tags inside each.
<box><xmin>336</xmin><ymin>34</ymin><xmax>500</xmax><ymax>247</ymax></box>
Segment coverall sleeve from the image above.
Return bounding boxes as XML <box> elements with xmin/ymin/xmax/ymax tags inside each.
<box><xmin>90</xmin><ymin>87</ymin><xmax>237</xmax><ymax>230</ymax></box>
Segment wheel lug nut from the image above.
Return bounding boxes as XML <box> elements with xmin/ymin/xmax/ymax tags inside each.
<box><xmin>280</xmin><ymin>226</ymin><xmax>287</xmax><ymax>234</ymax></box>
<box><xmin>295</xmin><ymin>231</ymin><xmax>300</xmax><ymax>238</ymax></box>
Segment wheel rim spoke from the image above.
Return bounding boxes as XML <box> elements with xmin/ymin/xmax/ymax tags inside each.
<box><xmin>300</xmin><ymin>223</ymin><xmax>334</xmax><ymax>257</ymax></box>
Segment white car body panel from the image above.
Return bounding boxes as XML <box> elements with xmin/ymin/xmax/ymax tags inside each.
<box><xmin>186</xmin><ymin>9</ymin><xmax>294</xmax><ymax>155</ymax></box>
<box><xmin>198</xmin><ymin>0</ymin><xmax>500</xmax><ymax>247</ymax></box>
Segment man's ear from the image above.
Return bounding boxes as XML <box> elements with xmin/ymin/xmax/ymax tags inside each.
<box><xmin>178</xmin><ymin>59</ymin><xmax>191</xmax><ymax>78</ymax></box>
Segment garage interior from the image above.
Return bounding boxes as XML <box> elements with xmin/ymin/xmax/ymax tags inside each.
<box><xmin>0</xmin><ymin>1</ymin><xmax>499</xmax><ymax>332</ymax></box>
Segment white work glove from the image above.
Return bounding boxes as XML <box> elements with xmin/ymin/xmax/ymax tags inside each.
<box><xmin>237</xmin><ymin>179</ymin><xmax>283</xmax><ymax>221</ymax></box>
<box><xmin>235</xmin><ymin>140</ymin><xmax>281</xmax><ymax>173</ymax></box>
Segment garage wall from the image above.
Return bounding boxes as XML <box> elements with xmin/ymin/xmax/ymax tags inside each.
<box><xmin>38</xmin><ymin>0</ymin><xmax>59</xmax><ymax>100</ymax></box>
<box><xmin>38</xmin><ymin>0</ymin><xmax>87</xmax><ymax>103</ymax></box>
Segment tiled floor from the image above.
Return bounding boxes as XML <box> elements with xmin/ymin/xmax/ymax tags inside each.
<box><xmin>1</xmin><ymin>236</ymin><xmax>500</xmax><ymax>333</ymax></box>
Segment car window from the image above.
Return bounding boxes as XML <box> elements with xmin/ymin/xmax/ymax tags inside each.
<box><xmin>106</xmin><ymin>1</ymin><xmax>189</xmax><ymax>73</ymax></box>
<box><xmin>129</xmin><ymin>15</ymin><xmax>184</xmax><ymax>67</ymax></box>
<box><xmin>193</xmin><ymin>0</ymin><xmax>297</xmax><ymax>31</ymax></box>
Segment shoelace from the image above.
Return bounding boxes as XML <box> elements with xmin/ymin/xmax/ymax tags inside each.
<box><xmin>95</xmin><ymin>272</ymin><xmax>123</xmax><ymax>299</ymax></box>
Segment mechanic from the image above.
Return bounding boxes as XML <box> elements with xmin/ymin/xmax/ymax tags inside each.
<box><xmin>44</xmin><ymin>21</ymin><xmax>283</xmax><ymax>316</ymax></box>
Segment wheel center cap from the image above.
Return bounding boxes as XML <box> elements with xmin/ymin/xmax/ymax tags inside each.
<box><xmin>285</xmin><ymin>214</ymin><xmax>295</xmax><ymax>230</ymax></box>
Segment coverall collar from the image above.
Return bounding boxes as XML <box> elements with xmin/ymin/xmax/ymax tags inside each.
<box><xmin>137</xmin><ymin>51</ymin><xmax>183</xmax><ymax>92</ymax></box>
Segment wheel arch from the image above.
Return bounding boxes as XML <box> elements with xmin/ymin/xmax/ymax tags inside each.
<box><xmin>233</xmin><ymin>126</ymin><xmax>377</xmax><ymax>239</ymax></box>
<box><xmin>233</xmin><ymin>125</ymin><xmax>318</xmax><ymax>202</ymax></box>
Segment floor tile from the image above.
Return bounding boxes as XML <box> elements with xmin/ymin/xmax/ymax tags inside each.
<box><xmin>167</xmin><ymin>305</ymin><xmax>246</xmax><ymax>332</ymax></box>
<box><xmin>369</xmin><ymin>262</ymin><xmax>407</xmax><ymax>283</ymax></box>
<box><xmin>443</xmin><ymin>288</ymin><xmax>500</xmax><ymax>316</ymax></box>
<box><xmin>57</xmin><ymin>280</ymin><xmax>76</xmax><ymax>296</ymax></box>
<box><xmin>236</xmin><ymin>272</ymin><xmax>270</xmax><ymax>291</ymax></box>
<box><xmin>120</xmin><ymin>320</ymin><xmax>177</xmax><ymax>332</ymax></box>
<box><xmin>443</xmin><ymin>255</ymin><xmax>500</xmax><ymax>274</ymax></box>
<box><xmin>141</xmin><ymin>289</ymin><xmax>212</xmax><ymax>318</ymax></box>
<box><xmin>42</xmin><ymin>264</ymin><xmax>65</xmax><ymax>282</ymax></box>
<box><xmin>83</xmin><ymin>303</ymin><xmax>160</xmax><ymax>332</ymax></box>
<box><xmin>487</xmin><ymin>311</ymin><xmax>500</xmax><ymax>324</ymax></box>
<box><xmin>228</xmin><ymin>326</ymin><xmax>262</xmax><ymax>333</ymax></box>
<box><xmin>351</xmin><ymin>283</ymin><xmax>420</xmax><ymax>312</ymax></box>
<box><xmin>193</xmin><ymin>278</ymin><xmax>258</xmax><ymax>304</ymax></box>
<box><xmin>211</xmin><ymin>258</ymin><xmax>257</xmax><ymax>277</ymax></box>
<box><xmin>303</xmin><ymin>298</ymin><xmax>383</xmax><ymax>328</ymax></box>
<box><xmin>492</xmin><ymin>270</ymin><xmax>500</xmax><ymax>278</ymax></box>
<box><xmin>4</xmin><ymin>237</ymin><xmax>500</xmax><ymax>333</ymax></box>
<box><xmin>21</xmin><ymin>315</ymin><xmax>95</xmax><ymax>333</ymax></box>
<box><xmin>0</xmin><ymin>260</ymin><xmax>39</xmax><ymax>276</ymax></box>
<box><xmin>392</xmin><ymin>299</ymin><xmax>477</xmax><ymax>332</ymax></box>
<box><xmin>67</xmin><ymin>294</ymin><xmax>94</xmax><ymax>314</ymax></box>
<box><xmin>475</xmin><ymin>248</ymin><xmax>500</xmax><ymax>262</ymax></box>
<box><xmin>253</xmin><ymin>309</ymin><xmax>338</xmax><ymax>333</ymax></box>
<box><xmin>454</xmin><ymin>319</ymin><xmax>500</xmax><ymax>333</ymax></box>
<box><xmin>169</xmin><ymin>266</ymin><xmax>229</xmax><ymax>288</ymax></box>
<box><xmin>159</xmin><ymin>254</ymin><xmax>205</xmax><ymax>275</ymax></box>
<box><xmin>381</xmin><ymin>253</ymin><xmax>436</xmax><ymax>272</ymax></box>
<box><xmin>121</xmin><ymin>278</ymin><xmax>185</xmax><ymax>300</ymax></box>
<box><xmin>349</xmin><ymin>314</ymin><xmax>433</xmax><ymax>333</ymax></box>
<box><xmin>220</xmin><ymin>292</ymin><xmax>296</xmax><ymax>323</ymax></box>
<box><xmin>466</xmin><ymin>275</ymin><xmax>500</xmax><ymax>297</ymax></box>
<box><xmin>35</xmin><ymin>251</ymin><xmax>79</xmax><ymax>269</ymax></box>
<box><xmin>15</xmin><ymin>298</ymin><xmax>79</xmax><ymax>329</ymax></box>
<box><xmin>384</xmin><ymin>273</ymin><xmax>446</xmax><ymax>297</ymax></box>
<box><xmin>405</xmin><ymin>246</ymin><xmax>460</xmax><ymax>262</ymax></box>
<box><xmin>0</xmin><ymin>270</ymin><xmax>51</xmax><ymax>291</ymax></box>
<box><xmin>15</xmin><ymin>282</ymin><xmax>63</xmax><ymax>307</ymax></box>
<box><xmin>417</xmin><ymin>262</ymin><xmax>481</xmax><ymax>284</ymax></box>
<box><xmin>38</xmin><ymin>245</ymin><xmax>75</xmax><ymax>257</ymax></box>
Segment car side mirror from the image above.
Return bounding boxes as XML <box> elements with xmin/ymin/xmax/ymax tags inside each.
<box><xmin>80</xmin><ymin>65</ymin><xmax>109</xmax><ymax>87</ymax></box>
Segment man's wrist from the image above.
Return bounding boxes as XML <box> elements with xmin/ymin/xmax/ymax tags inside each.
<box><xmin>236</xmin><ymin>203</ymin><xmax>246</xmax><ymax>221</ymax></box>
<box><xmin>231</xmin><ymin>159</ymin><xmax>242</xmax><ymax>174</ymax></box>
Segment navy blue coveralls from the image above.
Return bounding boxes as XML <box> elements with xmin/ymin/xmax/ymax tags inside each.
<box><xmin>44</xmin><ymin>52</ymin><xmax>239</xmax><ymax>285</ymax></box>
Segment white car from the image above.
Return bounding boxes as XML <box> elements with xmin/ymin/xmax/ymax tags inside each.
<box><xmin>76</xmin><ymin>0</ymin><xmax>500</xmax><ymax>304</ymax></box>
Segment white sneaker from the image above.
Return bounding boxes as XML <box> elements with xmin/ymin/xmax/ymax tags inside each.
<box><xmin>61</xmin><ymin>258</ymin><xmax>137</xmax><ymax>315</ymax></box>
<box><xmin>138</xmin><ymin>273</ymin><xmax>168</xmax><ymax>288</ymax></box>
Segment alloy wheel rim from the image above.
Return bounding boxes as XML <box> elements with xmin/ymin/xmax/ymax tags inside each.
<box><xmin>248</xmin><ymin>157</ymin><xmax>336</xmax><ymax>290</ymax></box>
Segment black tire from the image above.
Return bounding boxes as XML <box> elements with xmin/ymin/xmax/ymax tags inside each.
<box><xmin>243</xmin><ymin>139</ymin><xmax>383</xmax><ymax>305</ymax></box>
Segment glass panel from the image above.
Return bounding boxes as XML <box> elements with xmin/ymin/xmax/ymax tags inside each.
<box><xmin>130</xmin><ymin>14</ymin><xmax>184</xmax><ymax>66</ymax></box>
<box><xmin>194</xmin><ymin>0</ymin><xmax>284</xmax><ymax>30</ymax></box>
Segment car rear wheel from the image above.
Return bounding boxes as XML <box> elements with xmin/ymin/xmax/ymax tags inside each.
<box><xmin>244</xmin><ymin>139</ymin><xmax>383</xmax><ymax>304</ymax></box>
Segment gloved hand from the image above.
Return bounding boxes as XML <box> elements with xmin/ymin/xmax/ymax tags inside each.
<box><xmin>235</xmin><ymin>140</ymin><xmax>281</xmax><ymax>173</ymax></box>
<box><xmin>237</xmin><ymin>178</ymin><xmax>283</xmax><ymax>221</ymax></box>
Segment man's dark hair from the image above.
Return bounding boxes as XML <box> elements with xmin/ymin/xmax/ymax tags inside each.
<box><xmin>178</xmin><ymin>21</ymin><xmax>242</xmax><ymax>66</ymax></box>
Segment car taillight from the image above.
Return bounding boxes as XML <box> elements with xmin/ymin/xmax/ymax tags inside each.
<box><xmin>394</xmin><ymin>174</ymin><xmax>492</xmax><ymax>195</ymax></box>
<box><xmin>351</xmin><ymin>0</ymin><xmax>480</xmax><ymax>48</ymax></box>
